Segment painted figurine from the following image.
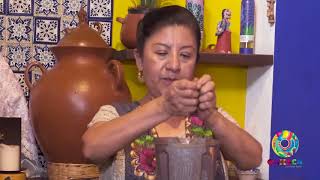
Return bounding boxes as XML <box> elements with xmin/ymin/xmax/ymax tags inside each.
<box><xmin>214</xmin><ymin>9</ymin><xmax>232</xmax><ymax>53</ymax></box>
<box><xmin>267</xmin><ymin>0</ymin><xmax>275</xmax><ymax>25</ymax></box>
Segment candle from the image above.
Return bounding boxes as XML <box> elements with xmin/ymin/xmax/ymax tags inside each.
<box><xmin>0</xmin><ymin>143</ymin><xmax>20</xmax><ymax>171</ymax></box>
<box><xmin>186</xmin><ymin>0</ymin><xmax>204</xmax><ymax>31</ymax></box>
<box><xmin>186</xmin><ymin>0</ymin><xmax>204</xmax><ymax>48</ymax></box>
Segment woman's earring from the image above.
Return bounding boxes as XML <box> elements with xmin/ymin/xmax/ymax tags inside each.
<box><xmin>137</xmin><ymin>71</ymin><xmax>144</xmax><ymax>83</ymax></box>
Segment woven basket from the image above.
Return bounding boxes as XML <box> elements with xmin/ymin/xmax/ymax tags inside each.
<box><xmin>47</xmin><ymin>162</ymin><xmax>100</xmax><ymax>180</ymax></box>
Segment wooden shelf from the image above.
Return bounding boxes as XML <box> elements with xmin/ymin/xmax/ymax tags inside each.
<box><xmin>112</xmin><ymin>49</ymin><xmax>273</xmax><ymax>67</ymax></box>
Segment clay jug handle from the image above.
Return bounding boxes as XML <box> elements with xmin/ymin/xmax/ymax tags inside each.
<box><xmin>63</xmin><ymin>28</ymin><xmax>72</xmax><ymax>35</ymax></box>
<box><xmin>108</xmin><ymin>60</ymin><xmax>124</xmax><ymax>90</ymax></box>
<box><xmin>24</xmin><ymin>61</ymin><xmax>46</xmax><ymax>90</ymax></box>
<box><xmin>116</xmin><ymin>17</ymin><xmax>125</xmax><ymax>24</ymax></box>
<box><xmin>207</xmin><ymin>44</ymin><xmax>216</xmax><ymax>49</ymax></box>
<box><xmin>93</xmin><ymin>22</ymin><xmax>103</xmax><ymax>34</ymax></box>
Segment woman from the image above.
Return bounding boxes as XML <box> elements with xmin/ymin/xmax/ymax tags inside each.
<box><xmin>82</xmin><ymin>5</ymin><xmax>262</xmax><ymax>180</ymax></box>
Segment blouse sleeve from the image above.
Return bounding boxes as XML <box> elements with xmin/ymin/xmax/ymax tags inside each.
<box><xmin>87</xmin><ymin>105</ymin><xmax>125</xmax><ymax>179</ymax></box>
<box><xmin>217</xmin><ymin>107</ymin><xmax>240</xmax><ymax>127</ymax></box>
<box><xmin>87</xmin><ymin>105</ymin><xmax>120</xmax><ymax>128</ymax></box>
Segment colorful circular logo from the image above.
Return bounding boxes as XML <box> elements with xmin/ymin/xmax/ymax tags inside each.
<box><xmin>272</xmin><ymin>130</ymin><xmax>299</xmax><ymax>158</ymax></box>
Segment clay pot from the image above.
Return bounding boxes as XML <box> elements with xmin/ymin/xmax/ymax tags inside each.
<box><xmin>24</xmin><ymin>10</ymin><xmax>131</xmax><ymax>164</ymax></box>
<box><xmin>155</xmin><ymin>138</ymin><xmax>220</xmax><ymax>180</ymax></box>
<box><xmin>116</xmin><ymin>8</ymin><xmax>149</xmax><ymax>49</ymax></box>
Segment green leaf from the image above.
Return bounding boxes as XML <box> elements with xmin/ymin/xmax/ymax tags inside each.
<box><xmin>145</xmin><ymin>135</ymin><xmax>154</xmax><ymax>144</ymax></box>
<box><xmin>203</xmin><ymin>129</ymin><xmax>213</xmax><ymax>137</ymax></box>
<box><xmin>191</xmin><ymin>126</ymin><xmax>205</xmax><ymax>137</ymax></box>
<box><xmin>135</xmin><ymin>138</ymin><xmax>145</xmax><ymax>145</ymax></box>
<box><xmin>191</xmin><ymin>126</ymin><xmax>203</xmax><ymax>133</ymax></box>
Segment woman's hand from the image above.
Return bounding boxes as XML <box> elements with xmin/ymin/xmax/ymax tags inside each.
<box><xmin>195</xmin><ymin>74</ymin><xmax>217</xmax><ymax>120</ymax></box>
<box><xmin>161</xmin><ymin>79</ymin><xmax>199</xmax><ymax>116</ymax></box>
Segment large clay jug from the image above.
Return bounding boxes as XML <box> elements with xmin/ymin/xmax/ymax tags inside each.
<box><xmin>155</xmin><ymin>138</ymin><xmax>220</xmax><ymax>180</ymax></box>
<box><xmin>24</xmin><ymin>9</ymin><xmax>131</xmax><ymax>166</ymax></box>
<box><xmin>116</xmin><ymin>8</ymin><xmax>149</xmax><ymax>49</ymax></box>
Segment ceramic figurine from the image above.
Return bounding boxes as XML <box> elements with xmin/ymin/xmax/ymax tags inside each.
<box><xmin>214</xmin><ymin>9</ymin><xmax>232</xmax><ymax>53</ymax></box>
<box><xmin>267</xmin><ymin>0</ymin><xmax>275</xmax><ymax>25</ymax></box>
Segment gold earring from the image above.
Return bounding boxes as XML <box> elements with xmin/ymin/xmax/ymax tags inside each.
<box><xmin>137</xmin><ymin>71</ymin><xmax>144</xmax><ymax>83</ymax></box>
<box><xmin>0</xmin><ymin>132</ymin><xmax>4</xmax><ymax>141</ymax></box>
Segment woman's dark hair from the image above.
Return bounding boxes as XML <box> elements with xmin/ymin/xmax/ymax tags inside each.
<box><xmin>222</xmin><ymin>9</ymin><xmax>227</xmax><ymax>19</ymax></box>
<box><xmin>136</xmin><ymin>5</ymin><xmax>201</xmax><ymax>59</ymax></box>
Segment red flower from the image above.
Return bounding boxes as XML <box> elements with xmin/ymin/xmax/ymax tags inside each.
<box><xmin>137</xmin><ymin>148</ymin><xmax>156</xmax><ymax>173</ymax></box>
<box><xmin>191</xmin><ymin>116</ymin><xmax>204</xmax><ymax>126</ymax></box>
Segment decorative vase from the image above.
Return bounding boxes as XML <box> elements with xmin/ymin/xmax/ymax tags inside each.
<box><xmin>186</xmin><ymin>0</ymin><xmax>204</xmax><ymax>47</ymax></box>
<box><xmin>24</xmin><ymin>9</ymin><xmax>131</xmax><ymax>179</ymax></box>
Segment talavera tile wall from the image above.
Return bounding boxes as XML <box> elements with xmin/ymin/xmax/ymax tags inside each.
<box><xmin>0</xmin><ymin>0</ymin><xmax>113</xmax><ymax>100</ymax></box>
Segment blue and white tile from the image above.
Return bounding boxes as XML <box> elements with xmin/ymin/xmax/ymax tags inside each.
<box><xmin>33</xmin><ymin>44</ymin><xmax>56</xmax><ymax>69</ymax></box>
<box><xmin>0</xmin><ymin>0</ymin><xmax>5</xmax><ymax>14</ymax></box>
<box><xmin>5</xmin><ymin>43</ymin><xmax>33</xmax><ymax>71</ymax></box>
<box><xmin>89</xmin><ymin>20</ymin><xmax>112</xmax><ymax>46</ymax></box>
<box><xmin>7</xmin><ymin>0</ymin><xmax>34</xmax><ymax>16</ymax></box>
<box><xmin>60</xmin><ymin>16</ymin><xmax>78</xmax><ymax>38</ymax></box>
<box><xmin>34</xmin><ymin>17</ymin><xmax>60</xmax><ymax>44</ymax></box>
<box><xmin>14</xmin><ymin>72</ymin><xmax>30</xmax><ymax>97</ymax></box>
<box><xmin>6</xmin><ymin>16</ymin><xmax>33</xmax><ymax>43</ymax></box>
<box><xmin>62</xmin><ymin>0</ymin><xmax>87</xmax><ymax>17</ymax></box>
<box><xmin>0</xmin><ymin>16</ymin><xmax>5</xmax><ymax>41</ymax></box>
<box><xmin>34</xmin><ymin>0</ymin><xmax>59</xmax><ymax>17</ymax></box>
<box><xmin>88</xmin><ymin>0</ymin><xmax>112</xmax><ymax>19</ymax></box>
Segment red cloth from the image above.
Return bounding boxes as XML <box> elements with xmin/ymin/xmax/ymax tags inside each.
<box><xmin>215</xmin><ymin>31</ymin><xmax>232</xmax><ymax>53</ymax></box>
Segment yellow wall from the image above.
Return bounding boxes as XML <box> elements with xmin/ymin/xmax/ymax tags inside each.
<box><xmin>112</xmin><ymin>0</ymin><xmax>246</xmax><ymax>128</ymax></box>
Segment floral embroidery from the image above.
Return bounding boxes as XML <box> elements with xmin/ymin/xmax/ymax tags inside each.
<box><xmin>130</xmin><ymin>116</ymin><xmax>213</xmax><ymax>180</ymax></box>
<box><xmin>187</xmin><ymin>115</ymin><xmax>213</xmax><ymax>138</ymax></box>
<box><xmin>130</xmin><ymin>134</ymin><xmax>157</xmax><ymax>180</ymax></box>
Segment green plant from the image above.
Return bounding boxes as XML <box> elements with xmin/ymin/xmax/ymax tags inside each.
<box><xmin>131</xmin><ymin>0</ymin><xmax>157</xmax><ymax>9</ymax></box>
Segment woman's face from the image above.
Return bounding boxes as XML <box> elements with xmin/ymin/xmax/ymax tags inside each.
<box><xmin>135</xmin><ymin>25</ymin><xmax>198</xmax><ymax>97</ymax></box>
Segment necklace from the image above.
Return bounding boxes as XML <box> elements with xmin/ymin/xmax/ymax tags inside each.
<box><xmin>129</xmin><ymin>115</ymin><xmax>213</xmax><ymax>180</ymax></box>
